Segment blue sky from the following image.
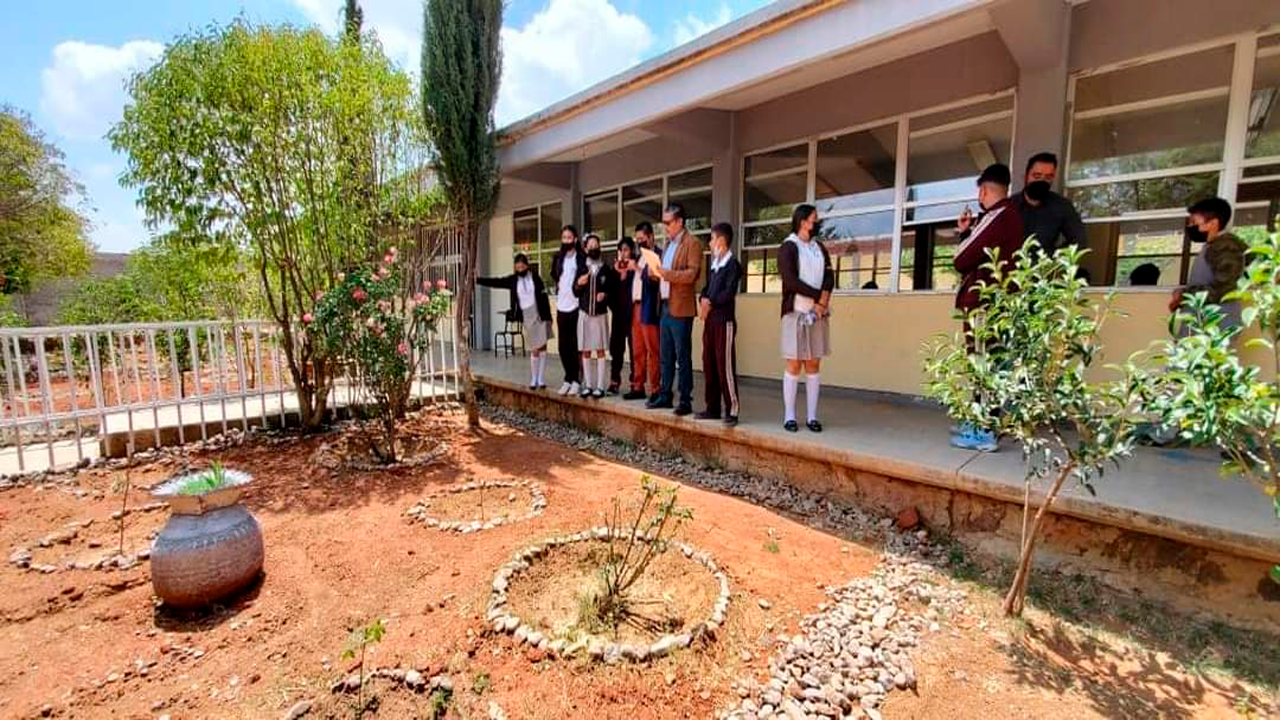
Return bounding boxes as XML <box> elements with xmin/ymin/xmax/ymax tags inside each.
<box><xmin>1</xmin><ymin>0</ymin><xmax>769</xmax><ymax>254</ymax></box>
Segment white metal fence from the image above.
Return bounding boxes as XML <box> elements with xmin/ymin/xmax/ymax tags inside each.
<box><xmin>0</xmin><ymin>315</ymin><xmax>460</xmax><ymax>476</ymax></box>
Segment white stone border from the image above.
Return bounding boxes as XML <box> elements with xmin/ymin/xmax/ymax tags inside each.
<box><xmin>406</xmin><ymin>480</ymin><xmax>546</xmax><ymax>534</ymax></box>
<box><xmin>7</xmin><ymin>504</ymin><xmax>166</xmax><ymax>573</ymax></box>
<box><xmin>486</xmin><ymin>529</ymin><xmax>731</xmax><ymax>663</ymax></box>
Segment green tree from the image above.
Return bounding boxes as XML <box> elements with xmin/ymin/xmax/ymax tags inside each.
<box><xmin>110</xmin><ymin>20</ymin><xmax>433</xmax><ymax>431</ymax></box>
<box><xmin>1147</xmin><ymin>232</ymin><xmax>1280</xmax><ymax>586</ymax></box>
<box><xmin>343</xmin><ymin>0</ymin><xmax>363</xmax><ymax>42</ymax></box>
<box><xmin>924</xmin><ymin>243</ymin><xmax>1146</xmax><ymax>617</ymax></box>
<box><xmin>421</xmin><ymin>0</ymin><xmax>503</xmax><ymax>428</ymax></box>
<box><xmin>0</xmin><ymin>105</ymin><xmax>93</xmax><ymax>295</ymax></box>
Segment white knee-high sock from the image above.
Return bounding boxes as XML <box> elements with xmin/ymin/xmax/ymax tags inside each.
<box><xmin>581</xmin><ymin>358</ymin><xmax>593</xmax><ymax>388</ymax></box>
<box><xmin>783</xmin><ymin>373</ymin><xmax>799</xmax><ymax>423</ymax></box>
<box><xmin>596</xmin><ymin>357</ymin><xmax>607</xmax><ymax>390</ymax></box>
<box><xmin>806</xmin><ymin>373</ymin><xmax>821</xmax><ymax>422</ymax></box>
<box><xmin>529</xmin><ymin>355</ymin><xmax>539</xmax><ymax>385</ymax></box>
<box><xmin>536</xmin><ymin>354</ymin><xmax>546</xmax><ymax>385</ymax></box>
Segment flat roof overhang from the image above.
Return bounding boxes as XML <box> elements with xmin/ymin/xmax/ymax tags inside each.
<box><xmin>497</xmin><ymin>0</ymin><xmax>1000</xmax><ymax>173</ymax></box>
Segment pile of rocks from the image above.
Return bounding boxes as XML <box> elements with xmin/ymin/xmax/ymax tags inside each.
<box><xmin>8</xmin><ymin>510</ymin><xmax>165</xmax><ymax>574</ymax></box>
<box><xmin>331</xmin><ymin>667</ymin><xmax>454</xmax><ymax>695</ymax></box>
<box><xmin>405</xmin><ymin>479</ymin><xmax>547</xmax><ymax>533</ymax></box>
<box><xmin>485</xmin><ymin>529</ymin><xmax>731</xmax><ymax>663</ymax></box>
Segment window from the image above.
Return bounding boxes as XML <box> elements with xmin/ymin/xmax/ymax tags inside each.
<box><xmin>1239</xmin><ymin>34</ymin><xmax>1280</xmax><ymax>243</ymax></box>
<box><xmin>1065</xmin><ymin>45</ymin><xmax>1237</xmax><ymax>286</ymax></box>
<box><xmin>584</xmin><ymin>190</ymin><xmax>621</xmax><ymax>246</ymax></box>
<box><xmin>898</xmin><ymin>96</ymin><xmax>1014</xmax><ymax>291</ymax></box>
<box><xmin>511</xmin><ymin>201</ymin><xmax>562</xmax><ymax>286</ymax></box>
<box><xmin>584</xmin><ymin>165</ymin><xmax>715</xmax><ymax>242</ymax></box>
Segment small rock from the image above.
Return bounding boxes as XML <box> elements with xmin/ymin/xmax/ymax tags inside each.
<box><xmin>283</xmin><ymin>699</ymin><xmax>312</xmax><ymax>719</ymax></box>
<box><xmin>894</xmin><ymin>507</ymin><xmax>920</xmax><ymax>531</ymax></box>
<box><xmin>757</xmin><ymin>598</ymin><xmax>772</xmax><ymax>611</ymax></box>
<box><xmin>405</xmin><ymin>670</ymin><xmax>424</xmax><ymax>690</ymax></box>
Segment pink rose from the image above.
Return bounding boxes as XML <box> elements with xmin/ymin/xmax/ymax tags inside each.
<box><xmin>302</xmin><ymin>313</ymin><xmax>314</xmax><ymax>324</ymax></box>
<box><xmin>435</xmin><ymin>278</ymin><xmax>448</xmax><ymax>290</ymax></box>
<box><xmin>413</xmin><ymin>292</ymin><xmax>428</xmax><ymax>304</ymax></box>
<box><xmin>397</xmin><ymin>342</ymin><xmax>409</xmax><ymax>357</ymax></box>
<box><xmin>352</xmin><ymin>288</ymin><xmax>368</xmax><ymax>302</ymax></box>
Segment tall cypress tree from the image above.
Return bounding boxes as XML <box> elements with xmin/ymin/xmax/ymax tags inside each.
<box><xmin>343</xmin><ymin>0</ymin><xmax>363</xmax><ymax>42</ymax></box>
<box><xmin>421</xmin><ymin>0</ymin><xmax>502</xmax><ymax>428</ymax></box>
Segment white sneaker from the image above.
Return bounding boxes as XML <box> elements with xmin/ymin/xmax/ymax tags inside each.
<box><xmin>568</xmin><ymin>382</ymin><xmax>580</xmax><ymax>396</ymax></box>
<box><xmin>557</xmin><ymin>382</ymin><xmax>571</xmax><ymax>396</ymax></box>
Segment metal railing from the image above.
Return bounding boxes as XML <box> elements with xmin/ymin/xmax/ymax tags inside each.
<box><xmin>0</xmin><ymin>315</ymin><xmax>460</xmax><ymax>475</ymax></box>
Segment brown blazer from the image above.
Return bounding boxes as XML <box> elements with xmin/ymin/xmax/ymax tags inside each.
<box><xmin>660</xmin><ymin>231</ymin><xmax>704</xmax><ymax>318</ymax></box>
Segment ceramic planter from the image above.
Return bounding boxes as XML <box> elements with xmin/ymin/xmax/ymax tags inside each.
<box><xmin>149</xmin><ymin>469</ymin><xmax>264</xmax><ymax>609</ymax></box>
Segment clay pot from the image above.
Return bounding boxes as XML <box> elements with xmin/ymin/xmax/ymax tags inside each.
<box><xmin>150</xmin><ymin>469</ymin><xmax>264</xmax><ymax>609</ymax></box>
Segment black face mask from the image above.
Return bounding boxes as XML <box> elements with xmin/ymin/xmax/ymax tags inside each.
<box><xmin>809</xmin><ymin>220</ymin><xmax>823</xmax><ymax>237</ymax></box>
<box><xmin>1025</xmin><ymin>180</ymin><xmax>1051</xmax><ymax>202</ymax></box>
<box><xmin>1186</xmin><ymin>225</ymin><xmax>1208</xmax><ymax>244</ymax></box>
<box><xmin>587</xmin><ymin>249</ymin><xmax>601</xmax><ymax>260</ymax></box>
<box><xmin>516</xmin><ymin>268</ymin><xmax>529</xmax><ymax>277</ymax></box>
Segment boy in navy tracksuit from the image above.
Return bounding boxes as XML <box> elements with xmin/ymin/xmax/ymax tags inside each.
<box><xmin>697</xmin><ymin>223</ymin><xmax>742</xmax><ymax>426</ymax></box>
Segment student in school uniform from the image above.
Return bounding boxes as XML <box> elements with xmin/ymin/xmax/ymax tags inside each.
<box><xmin>574</xmin><ymin>233</ymin><xmax>615</xmax><ymax>398</ymax></box>
<box><xmin>778</xmin><ymin>203</ymin><xmax>834</xmax><ymax>433</ymax></box>
<box><xmin>696</xmin><ymin>223</ymin><xmax>742</xmax><ymax>427</ymax></box>
<box><xmin>476</xmin><ymin>253</ymin><xmax>553</xmax><ymax>389</ymax></box>
<box><xmin>550</xmin><ymin>225</ymin><xmax>585</xmax><ymax>395</ymax></box>
<box><xmin>607</xmin><ymin>237</ymin><xmax>638</xmax><ymax>395</ymax></box>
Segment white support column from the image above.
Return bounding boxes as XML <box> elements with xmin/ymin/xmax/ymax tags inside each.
<box><xmin>889</xmin><ymin>117</ymin><xmax>909</xmax><ymax>293</ymax></box>
<box><xmin>1220</xmin><ymin>34</ymin><xmax>1258</xmax><ymax>204</ymax></box>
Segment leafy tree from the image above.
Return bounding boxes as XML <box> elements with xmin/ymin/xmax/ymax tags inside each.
<box><xmin>421</xmin><ymin>0</ymin><xmax>503</xmax><ymax>428</ymax></box>
<box><xmin>0</xmin><ymin>295</ymin><xmax>24</xmax><ymax>327</ymax></box>
<box><xmin>110</xmin><ymin>20</ymin><xmax>433</xmax><ymax>431</ymax></box>
<box><xmin>1146</xmin><ymin>231</ymin><xmax>1280</xmax><ymax>586</ymax></box>
<box><xmin>924</xmin><ymin>243</ymin><xmax>1146</xmax><ymax>617</ymax></box>
<box><xmin>0</xmin><ymin>105</ymin><xmax>93</xmax><ymax>295</ymax></box>
<box><xmin>312</xmin><ymin>247</ymin><xmax>452</xmax><ymax>462</ymax></box>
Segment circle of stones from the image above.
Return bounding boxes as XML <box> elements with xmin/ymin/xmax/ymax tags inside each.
<box><xmin>7</xmin><ymin>503</ymin><xmax>167</xmax><ymax>574</ymax></box>
<box><xmin>406</xmin><ymin>479</ymin><xmax>546</xmax><ymax>534</ymax></box>
<box><xmin>486</xmin><ymin>528</ymin><xmax>732</xmax><ymax>663</ymax></box>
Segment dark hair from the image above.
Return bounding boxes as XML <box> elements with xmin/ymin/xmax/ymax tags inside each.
<box><xmin>1128</xmin><ymin>262</ymin><xmax>1161</xmax><ymax>286</ymax></box>
<box><xmin>583</xmin><ymin>233</ymin><xmax>601</xmax><ymax>247</ymax></box>
<box><xmin>617</xmin><ymin>236</ymin><xmax>636</xmax><ymax>254</ymax></box>
<box><xmin>710</xmin><ymin>222</ymin><xmax>734</xmax><ymax>244</ymax></box>
<box><xmin>561</xmin><ymin>224</ymin><xmax>579</xmax><ymax>239</ymax></box>
<box><xmin>1025</xmin><ymin>152</ymin><xmax>1058</xmax><ymax>175</ymax></box>
<box><xmin>977</xmin><ymin>163</ymin><xmax>1011</xmax><ymax>187</ymax></box>
<box><xmin>634</xmin><ymin>221</ymin><xmax>654</xmax><ymax>236</ymax></box>
<box><xmin>664</xmin><ymin>202</ymin><xmax>685</xmax><ymax>222</ymax></box>
<box><xmin>1187</xmin><ymin>196</ymin><xmax>1232</xmax><ymax>229</ymax></box>
<box><xmin>790</xmin><ymin>203</ymin><xmax>817</xmax><ymax>234</ymax></box>
<box><xmin>513</xmin><ymin>252</ymin><xmax>530</xmax><ymax>266</ymax></box>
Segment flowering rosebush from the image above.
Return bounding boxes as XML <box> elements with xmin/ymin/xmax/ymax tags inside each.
<box><xmin>312</xmin><ymin>247</ymin><xmax>451</xmax><ymax>462</ymax></box>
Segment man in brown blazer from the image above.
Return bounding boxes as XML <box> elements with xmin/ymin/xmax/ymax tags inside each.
<box><xmin>646</xmin><ymin>202</ymin><xmax>703</xmax><ymax>415</ymax></box>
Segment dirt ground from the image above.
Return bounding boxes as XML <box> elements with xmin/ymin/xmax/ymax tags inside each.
<box><xmin>0</xmin><ymin>412</ymin><xmax>1274</xmax><ymax>719</ymax></box>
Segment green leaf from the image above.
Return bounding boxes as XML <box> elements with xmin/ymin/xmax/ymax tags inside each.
<box><xmin>1271</xmin><ymin>564</ymin><xmax>1280</xmax><ymax>587</ymax></box>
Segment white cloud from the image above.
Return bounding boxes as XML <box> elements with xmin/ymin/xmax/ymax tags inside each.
<box><xmin>39</xmin><ymin>40</ymin><xmax>163</xmax><ymax>141</ymax></box>
<box><xmin>497</xmin><ymin>0</ymin><xmax>653</xmax><ymax>126</ymax></box>
<box><xmin>672</xmin><ymin>3</ymin><xmax>732</xmax><ymax>48</ymax></box>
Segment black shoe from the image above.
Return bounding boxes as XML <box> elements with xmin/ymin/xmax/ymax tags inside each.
<box><xmin>783</xmin><ymin>420</ymin><xmax>798</xmax><ymax>433</ymax></box>
<box><xmin>592</xmin><ymin>389</ymin><xmax>605</xmax><ymax>399</ymax></box>
<box><xmin>646</xmin><ymin>396</ymin><xmax>673</xmax><ymax>410</ymax></box>
<box><xmin>723</xmin><ymin>416</ymin><xmax>738</xmax><ymax>427</ymax></box>
<box><xmin>674</xmin><ymin>403</ymin><xmax>693</xmax><ymax>417</ymax></box>
<box><xmin>694</xmin><ymin>410</ymin><xmax>721</xmax><ymax>420</ymax></box>
<box><xmin>579</xmin><ymin>387</ymin><xmax>593</xmax><ymax>398</ymax></box>
<box><xmin>606</xmin><ymin>384</ymin><xmax>619</xmax><ymax>396</ymax></box>
<box><xmin>807</xmin><ymin>419</ymin><xmax>823</xmax><ymax>433</ymax></box>
<box><xmin>623</xmin><ymin>389</ymin><xmax>647</xmax><ymax>401</ymax></box>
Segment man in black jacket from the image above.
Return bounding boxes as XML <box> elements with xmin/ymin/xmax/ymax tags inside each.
<box><xmin>476</xmin><ymin>253</ymin><xmax>552</xmax><ymax>389</ymax></box>
<box><xmin>697</xmin><ymin>223</ymin><xmax>742</xmax><ymax>426</ymax></box>
<box><xmin>607</xmin><ymin>237</ymin><xmax>637</xmax><ymax>395</ymax></box>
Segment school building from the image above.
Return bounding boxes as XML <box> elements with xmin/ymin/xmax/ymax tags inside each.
<box><xmin>477</xmin><ymin>0</ymin><xmax>1280</xmax><ymax>396</ymax></box>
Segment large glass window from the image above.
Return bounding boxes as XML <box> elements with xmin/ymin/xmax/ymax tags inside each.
<box><xmin>1239</xmin><ymin>35</ymin><xmax>1280</xmax><ymax>243</ymax></box>
<box><xmin>584</xmin><ymin>190</ymin><xmax>621</xmax><ymax>246</ymax></box>
<box><xmin>897</xmin><ymin>96</ymin><xmax>1014</xmax><ymax>291</ymax></box>
<box><xmin>1066</xmin><ymin>43</ymin><xmax>1238</xmax><ymax>287</ymax></box>
<box><xmin>511</xmin><ymin>201</ymin><xmax>563</xmax><ymax>285</ymax></box>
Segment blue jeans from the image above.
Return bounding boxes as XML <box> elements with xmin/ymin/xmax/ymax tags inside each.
<box><xmin>659</xmin><ymin>310</ymin><xmax>694</xmax><ymax>405</ymax></box>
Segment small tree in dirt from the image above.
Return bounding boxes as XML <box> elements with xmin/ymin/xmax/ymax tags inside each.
<box><xmin>579</xmin><ymin>476</ymin><xmax>693</xmax><ymax>635</ymax></box>
<box><xmin>924</xmin><ymin>242</ymin><xmax>1146</xmax><ymax>617</ymax></box>
<box><xmin>1145</xmin><ymin>231</ymin><xmax>1280</xmax><ymax>586</ymax></box>
<box><xmin>421</xmin><ymin>0</ymin><xmax>503</xmax><ymax>429</ymax></box>
<box><xmin>312</xmin><ymin>247</ymin><xmax>452</xmax><ymax>463</ymax></box>
<box><xmin>341</xmin><ymin>617</ymin><xmax>385</xmax><ymax>716</ymax></box>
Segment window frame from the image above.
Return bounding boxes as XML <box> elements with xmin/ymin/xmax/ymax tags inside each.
<box><xmin>581</xmin><ymin>163</ymin><xmax>716</xmax><ymax>246</ymax></box>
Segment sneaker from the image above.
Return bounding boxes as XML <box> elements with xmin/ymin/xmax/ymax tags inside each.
<box><xmin>950</xmin><ymin>425</ymin><xmax>998</xmax><ymax>452</ymax></box>
<box><xmin>557</xmin><ymin>382</ymin><xmax>572</xmax><ymax>396</ymax></box>
<box><xmin>623</xmin><ymin>389</ymin><xmax>647</xmax><ymax>401</ymax></box>
<box><xmin>694</xmin><ymin>410</ymin><xmax>721</xmax><ymax>420</ymax></box>
<box><xmin>568</xmin><ymin>382</ymin><xmax>580</xmax><ymax>396</ymax></box>
<box><xmin>723</xmin><ymin>416</ymin><xmax>738</xmax><ymax>427</ymax></box>
<box><xmin>674</xmin><ymin>403</ymin><xmax>693</xmax><ymax>417</ymax></box>
<box><xmin>592</xmin><ymin>388</ymin><xmax>606</xmax><ymax>399</ymax></box>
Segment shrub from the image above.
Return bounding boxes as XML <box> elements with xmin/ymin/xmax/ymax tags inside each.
<box><xmin>1146</xmin><ymin>231</ymin><xmax>1280</xmax><ymax>586</ymax></box>
<box><xmin>924</xmin><ymin>242</ymin><xmax>1146</xmax><ymax>616</ymax></box>
<box><xmin>312</xmin><ymin>247</ymin><xmax>451</xmax><ymax>463</ymax></box>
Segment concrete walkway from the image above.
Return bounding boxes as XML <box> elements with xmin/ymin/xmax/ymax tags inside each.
<box><xmin>470</xmin><ymin>352</ymin><xmax>1280</xmax><ymax>564</ymax></box>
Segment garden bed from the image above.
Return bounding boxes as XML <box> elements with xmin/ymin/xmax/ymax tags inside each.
<box><xmin>407</xmin><ymin>479</ymin><xmax>546</xmax><ymax>532</ymax></box>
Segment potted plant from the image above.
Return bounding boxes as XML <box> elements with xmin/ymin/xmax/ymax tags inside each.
<box><xmin>149</xmin><ymin>462</ymin><xmax>264</xmax><ymax>609</ymax></box>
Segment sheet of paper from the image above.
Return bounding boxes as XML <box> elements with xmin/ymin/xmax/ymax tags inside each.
<box><xmin>639</xmin><ymin>246</ymin><xmax>663</xmax><ymax>273</ymax></box>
